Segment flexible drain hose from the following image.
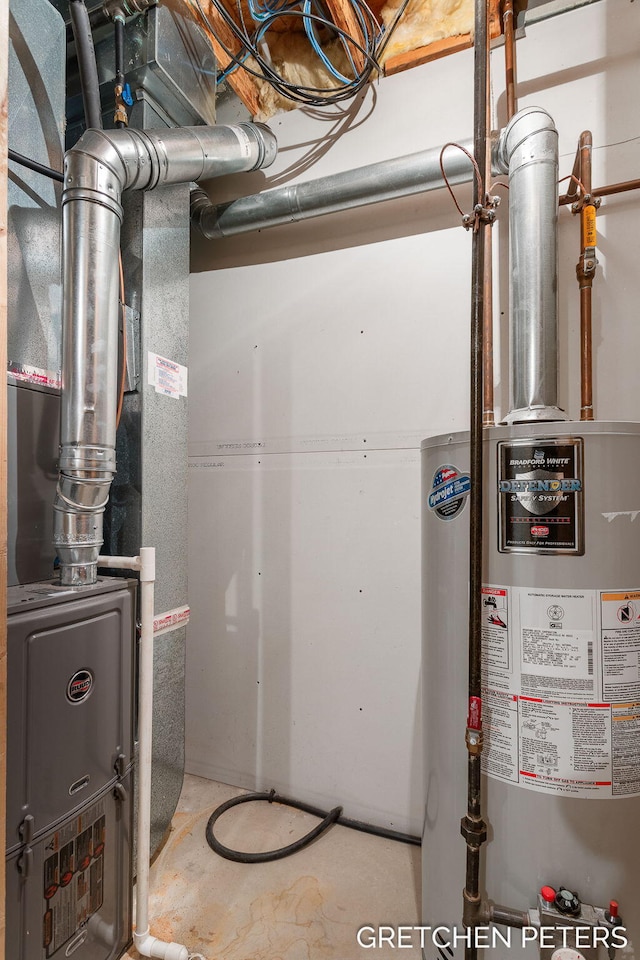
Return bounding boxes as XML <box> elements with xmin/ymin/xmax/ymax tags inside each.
<box><xmin>205</xmin><ymin>789</ymin><xmax>420</xmax><ymax>863</ymax></box>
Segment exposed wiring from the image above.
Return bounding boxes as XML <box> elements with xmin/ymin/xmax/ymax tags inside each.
<box><xmin>205</xmin><ymin>789</ymin><xmax>420</xmax><ymax>864</ymax></box>
<box><xmin>559</xmin><ymin>172</ymin><xmax>586</xmax><ymax>195</ymax></box>
<box><xmin>187</xmin><ymin>0</ymin><xmax>391</xmax><ymax>106</ymax></box>
<box><xmin>439</xmin><ymin>141</ymin><xmax>485</xmax><ymax>220</ymax></box>
<box><xmin>8</xmin><ymin>149</ymin><xmax>64</xmax><ymax>183</ymax></box>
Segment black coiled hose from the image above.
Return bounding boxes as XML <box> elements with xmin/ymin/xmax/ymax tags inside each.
<box><xmin>206</xmin><ymin>789</ymin><xmax>420</xmax><ymax>864</ymax></box>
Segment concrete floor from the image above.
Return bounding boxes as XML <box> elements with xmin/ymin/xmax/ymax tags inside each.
<box><xmin>124</xmin><ymin>774</ymin><xmax>421</xmax><ymax>960</ymax></box>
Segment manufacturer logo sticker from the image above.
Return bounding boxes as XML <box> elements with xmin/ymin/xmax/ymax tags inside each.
<box><xmin>428</xmin><ymin>464</ymin><xmax>471</xmax><ymax>521</ymax></box>
<box><xmin>498</xmin><ymin>438</ymin><xmax>584</xmax><ymax>554</ymax></box>
<box><xmin>67</xmin><ymin>670</ymin><xmax>94</xmax><ymax>704</ymax></box>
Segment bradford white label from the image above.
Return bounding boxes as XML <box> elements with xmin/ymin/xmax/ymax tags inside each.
<box><xmin>498</xmin><ymin>438</ymin><xmax>584</xmax><ymax>554</ymax></box>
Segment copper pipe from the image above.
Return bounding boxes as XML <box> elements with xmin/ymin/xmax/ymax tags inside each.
<box><xmin>576</xmin><ymin>130</ymin><xmax>595</xmax><ymax>421</ymax></box>
<box><xmin>486</xmin><ymin>0</ymin><xmax>517</xmax><ymax>426</ymax></box>
<box><xmin>559</xmin><ymin>177</ymin><xmax>640</xmax><ymax>206</ymax></box>
<box><xmin>483</xmin><ymin>32</ymin><xmax>495</xmax><ymax>427</ymax></box>
<box><xmin>503</xmin><ymin>0</ymin><xmax>517</xmax><ymax>121</ymax></box>
<box><xmin>565</xmin><ymin>138</ymin><xmax>583</xmax><ymax>202</ymax></box>
<box><xmin>579</xmin><ymin>283</ymin><xmax>593</xmax><ymax>420</ymax></box>
<box><xmin>590</xmin><ymin>178</ymin><xmax>640</xmax><ymax>199</ymax></box>
<box><xmin>482</xmin><ymin>218</ymin><xmax>495</xmax><ymax>426</ymax></box>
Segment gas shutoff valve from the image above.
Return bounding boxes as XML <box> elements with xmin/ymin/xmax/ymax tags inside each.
<box><xmin>530</xmin><ymin>885</ymin><xmax>626</xmax><ymax>959</ymax></box>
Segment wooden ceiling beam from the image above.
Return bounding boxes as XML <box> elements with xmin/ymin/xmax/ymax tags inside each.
<box><xmin>324</xmin><ymin>0</ymin><xmax>366</xmax><ymax>73</ymax></box>
<box><xmin>384</xmin><ymin>0</ymin><xmax>502</xmax><ymax>78</ymax></box>
<box><xmin>179</xmin><ymin>0</ymin><xmax>262</xmax><ymax>116</ymax></box>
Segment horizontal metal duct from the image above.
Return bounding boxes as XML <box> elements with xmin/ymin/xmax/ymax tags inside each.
<box><xmin>191</xmin><ymin>137</ymin><xmax>486</xmax><ymax>239</ymax></box>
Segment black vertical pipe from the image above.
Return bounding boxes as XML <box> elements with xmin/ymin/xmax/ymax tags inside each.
<box><xmin>463</xmin><ymin>1</ymin><xmax>490</xmax><ymax>957</ymax></box>
<box><xmin>114</xmin><ymin>16</ymin><xmax>127</xmax><ymax>128</ymax></box>
<box><xmin>68</xmin><ymin>0</ymin><xmax>103</xmax><ymax>130</ymax></box>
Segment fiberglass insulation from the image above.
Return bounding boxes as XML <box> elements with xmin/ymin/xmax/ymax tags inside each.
<box><xmin>251</xmin><ymin>0</ymin><xmax>473</xmax><ymax>118</ymax></box>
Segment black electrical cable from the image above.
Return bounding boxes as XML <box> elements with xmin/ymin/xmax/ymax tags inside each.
<box><xmin>68</xmin><ymin>0</ymin><xmax>103</xmax><ymax>129</ymax></box>
<box><xmin>197</xmin><ymin>0</ymin><xmax>375</xmax><ymax>94</ymax></box>
<box><xmin>205</xmin><ymin>789</ymin><xmax>420</xmax><ymax>864</ymax></box>
<box><xmin>8</xmin><ymin>149</ymin><xmax>64</xmax><ymax>183</ymax></box>
<box><xmin>190</xmin><ymin>0</ymin><xmax>381</xmax><ymax>106</ymax></box>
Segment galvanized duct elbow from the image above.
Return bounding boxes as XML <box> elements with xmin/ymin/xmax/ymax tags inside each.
<box><xmin>496</xmin><ymin>106</ymin><xmax>567</xmax><ymax>423</ymax></box>
<box><xmin>55</xmin><ymin>123</ymin><xmax>277</xmax><ymax>585</ymax></box>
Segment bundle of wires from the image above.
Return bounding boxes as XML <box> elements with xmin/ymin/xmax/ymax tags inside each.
<box><xmin>186</xmin><ymin>0</ymin><xmax>409</xmax><ymax>106</ymax></box>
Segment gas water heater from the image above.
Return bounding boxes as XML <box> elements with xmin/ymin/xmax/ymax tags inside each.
<box><xmin>422</xmin><ymin>422</ymin><xmax>640</xmax><ymax>959</ymax></box>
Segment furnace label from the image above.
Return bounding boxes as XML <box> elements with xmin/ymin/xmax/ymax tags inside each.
<box><xmin>481</xmin><ymin>584</ymin><xmax>640</xmax><ymax>798</ymax></box>
<box><xmin>427</xmin><ymin>464</ymin><xmax>471</xmax><ymax>521</ymax></box>
<box><xmin>42</xmin><ymin>799</ymin><xmax>106</xmax><ymax>956</ymax></box>
<box><xmin>148</xmin><ymin>351</ymin><xmax>188</xmax><ymax>399</ymax></box>
<box><xmin>497</xmin><ymin>438</ymin><xmax>584</xmax><ymax>554</ymax></box>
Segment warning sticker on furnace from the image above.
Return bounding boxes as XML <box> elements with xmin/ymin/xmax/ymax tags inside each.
<box><xmin>42</xmin><ymin>799</ymin><xmax>106</xmax><ymax>957</ymax></box>
<box><xmin>497</xmin><ymin>438</ymin><xmax>584</xmax><ymax>554</ymax></box>
<box><xmin>428</xmin><ymin>464</ymin><xmax>471</xmax><ymax>521</ymax></box>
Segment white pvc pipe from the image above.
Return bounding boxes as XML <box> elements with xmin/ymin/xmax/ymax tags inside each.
<box><xmin>97</xmin><ymin>550</ymin><xmax>190</xmax><ymax>960</ymax></box>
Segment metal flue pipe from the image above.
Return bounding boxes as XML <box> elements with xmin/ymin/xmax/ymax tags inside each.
<box><xmin>191</xmin><ymin>138</ymin><xmax>485</xmax><ymax>238</ymax></box>
<box><xmin>496</xmin><ymin>106</ymin><xmax>567</xmax><ymax>422</ymax></box>
<box><xmin>54</xmin><ymin>123</ymin><xmax>277</xmax><ymax>586</ymax></box>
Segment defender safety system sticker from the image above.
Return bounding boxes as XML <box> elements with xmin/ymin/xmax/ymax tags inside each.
<box><xmin>498</xmin><ymin>438</ymin><xmax>584</xmax><ymax>554</ymax></box>
<box><xmin>428</xmin><ymin>464</ymin><xmax>471</xmax><ymax>521</ymax></box>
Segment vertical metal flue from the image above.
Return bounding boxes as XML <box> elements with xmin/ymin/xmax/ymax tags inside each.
<box><xmin>54</xmin><ymin>123</ymin><xmax>277</xmax><ymax>585</ymax></box>
<box><xmin>497</xmin><ymin>107</ymin><xmax>567</xmax><ymax>423</ymax></box>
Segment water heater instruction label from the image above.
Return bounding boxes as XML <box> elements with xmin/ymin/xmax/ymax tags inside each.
<box><xmin>481</xmin><ymin>584</ymin><xmax>640</xmax><ymax>798</ymax></box>
<box><xmin>498</xmin><ymin>438</ymin><xmax>584</xmax><ymax>554</ymax></box>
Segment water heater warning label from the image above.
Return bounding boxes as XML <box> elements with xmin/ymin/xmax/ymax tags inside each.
<box><xmin>498</xmin><ymin>438</ymin><xmax>584</xmax><ymax>554</ymax></box>
<box><xmin>481</xmin><ymin>584</ymin><xmax>640</xmax><ymax>798</ymax></box>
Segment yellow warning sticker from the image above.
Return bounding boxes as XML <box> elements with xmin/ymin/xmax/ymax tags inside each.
<box><xmin>602</xmin><ymin>591</ymin><xmax>640</xmax><ymax>602</ymax></box>
<box><xmin>583</xmin><ymin>205</ymin><xmax>597</xmax><ymax>247</ymax></box>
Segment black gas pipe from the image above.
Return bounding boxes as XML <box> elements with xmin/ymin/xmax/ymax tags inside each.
<box><xmin>460</xmin><ymin>1</ymin><xmax>491</xmax><ymax>956</ymax></box>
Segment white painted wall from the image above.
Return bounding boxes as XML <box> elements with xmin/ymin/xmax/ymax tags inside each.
<box><xmin>186</xmin><ymin>0</ymin><xmax>640</xmax><ymax>834</ymax></box>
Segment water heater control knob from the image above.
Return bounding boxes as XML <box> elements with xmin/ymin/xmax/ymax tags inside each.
<box><xmin>555</xmin><ymin>888</ymin><xmax>581</xmax><ymax>916</ymax></box>
<box><xmin>605</xmin><ymin>900</ymin><xmax>622</xmax><ymax>926</ymax></box>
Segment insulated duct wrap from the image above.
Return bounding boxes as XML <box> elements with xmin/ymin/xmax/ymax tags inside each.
<box><xmin>496</xmin><ymin>107</ymin><xmax>566</xmax><ymax>422</ymax></box>
<box><xmin>54</xmin><ymin>123</ymin><xmax>277</xmax><ymax>585</ymax></box>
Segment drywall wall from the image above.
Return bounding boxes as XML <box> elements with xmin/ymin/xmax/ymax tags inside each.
<box><xmin>187</xmin><ymin>0</ymin><xmax>640</xmax><ymax>833</ymax></box>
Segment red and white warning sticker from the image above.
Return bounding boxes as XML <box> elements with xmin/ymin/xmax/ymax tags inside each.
<box><xmin>8</xmin><ymin>362</ymin><xmax>61</xmax><ymax>390</ymax></box>
<box><xmin>153</xmin><ymin>605</ymin><xmax>191</xmax><ymax>636</ymax></box>
<box><xmin>481</xmin><ymin>584</ymin><xmax>640</xmax><ymax>798</ymax></box>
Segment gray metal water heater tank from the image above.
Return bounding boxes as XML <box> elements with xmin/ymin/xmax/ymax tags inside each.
<box><xmin>422</xmin><ymin>421</ymin><xmax>640</xmax><ymax>959</ymax></box>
